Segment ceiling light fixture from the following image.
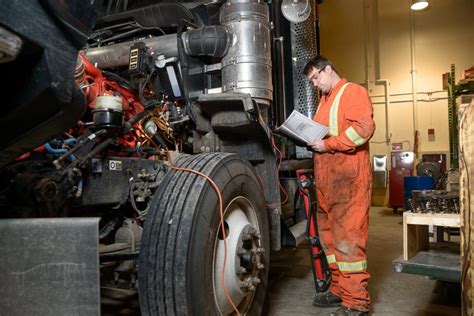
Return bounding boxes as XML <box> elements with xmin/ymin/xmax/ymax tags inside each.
<box><xmin>411</xmin><ymin>0</ymin><xmax>429</xmax><ymax>11</ymax></box>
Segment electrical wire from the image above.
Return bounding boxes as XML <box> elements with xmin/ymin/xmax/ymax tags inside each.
<box><xmin>165</xmin><ymin>150</ymin><xmax>241</xmax><ymax>316</ymax></box>
<box><xmin>266</xmin><ymin>135</ymin><xmax>289</xmax><ymax>208</ymax></box>
<box><xmin>134</xmin><ymin>127</ymin><xmax>160</xmax><ymax>149</ymax></box>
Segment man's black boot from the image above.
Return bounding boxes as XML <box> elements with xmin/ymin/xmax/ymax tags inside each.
<box><xmin>312</xmin><ymin>291</ymin><xmax>342</xmax><ymax>308</ymax></box>
<box><xmin>329</xmin><ymin>306</ymin><xmax>369</xmax><ymax>316</ymax></box>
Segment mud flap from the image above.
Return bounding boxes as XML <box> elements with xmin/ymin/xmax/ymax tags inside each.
<box><xmin>0</xmin><ymin>218</ymin><xmax>100</xmax><ymax>315</ymax></box>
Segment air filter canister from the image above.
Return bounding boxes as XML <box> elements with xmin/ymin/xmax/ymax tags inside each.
<box><xmin>220</xmin><ymin>0</ymin><xmax>273</xmax><ymax>106</ymax></box>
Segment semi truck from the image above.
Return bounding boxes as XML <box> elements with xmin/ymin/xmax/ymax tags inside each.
<box><xmin>0</xmin><ymin>0</ymin><xmax>322</xmax><ymax>314</ymax></box>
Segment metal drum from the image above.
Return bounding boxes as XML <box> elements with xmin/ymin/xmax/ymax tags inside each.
<box><xmin>220</xmin><ymin>0</ymin><xmax>272</xmax><ymax>106</ymax></box>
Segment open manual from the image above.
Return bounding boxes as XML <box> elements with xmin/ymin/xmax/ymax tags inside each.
<box><xmin>276</xmin><ymin>110</ymin><xmax>329</xmax><ymax>145</ymax></box>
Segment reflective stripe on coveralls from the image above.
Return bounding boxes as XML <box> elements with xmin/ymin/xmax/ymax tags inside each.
<box><xmin>336</xmin><ymin>260</ymin><xmax>368</xmax><ymax>272</ymax></box>
<box><xmin>345</xmin><ymin>126</ymin><xmax>366</xmax><ymax>146</ymax></box>
<box><xmin>328</xmin><ymin>82</ymin><xmax>369</xmax><ymax>146</ymax></box>
<box><xmin>328</xmin><ymin>83</ymin><xmax>350</xmax><ymax>136</ymax></box>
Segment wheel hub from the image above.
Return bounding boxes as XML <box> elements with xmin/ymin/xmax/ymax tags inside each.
<box><xmin>213</xmin><ymin>197</ymin><xmax>264</xmax><ymax>315</ymax></box>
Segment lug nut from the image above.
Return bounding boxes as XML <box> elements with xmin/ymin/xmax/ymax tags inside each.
<box><xmin>257</xmin><ymin>263</ymin><xmax>264</xmax><ymax>270</ymax></box>
<box><xmin>247</xmin><ymin>285</ymin><xmax>256</xmax><ymax>291</ymax></box>
<box><xmin>242</xmin><ymin>233</ymin><xmax>252</xmax><ymax>241</ymax></box>
<box><xmin>248</xmin><ymin>227</ymin><xmax>257</xmax><ymax>235</ymax></box>
<box><xmin>251</xmin><ymin>277</ymin><xmax>261</xmax><ymax>285</ymax></box>
<box><xmin>255</xmin><ymin>247</ymin><xmax>265</xmax><ymax>254</ymax></box>
<box><xmin>237</xmin><ymin>266</ymin><xmax>247</xmax><ymax>274</ymax></box>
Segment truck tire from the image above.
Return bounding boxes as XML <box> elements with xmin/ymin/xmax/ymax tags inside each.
<box><xmin>139</xmin><ymin>153</ymin><xmax>270</xmax><ymax>315</ymax></box>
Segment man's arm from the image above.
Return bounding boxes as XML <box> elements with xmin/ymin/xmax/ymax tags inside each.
<box><xmin>323</xmin><ymin>85</ymin><xmax>375</xmax><ymax>152</ymax></box>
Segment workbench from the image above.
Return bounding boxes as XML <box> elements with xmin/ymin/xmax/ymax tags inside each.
<box><xmin>392</xmin><ymin>211</ymin><xmax>461</xmax><ymax>282</ymax></box>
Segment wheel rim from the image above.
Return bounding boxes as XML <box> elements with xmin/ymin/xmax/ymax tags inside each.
<box><xmin>213</xmin><ymin>196</ymin><xmax>265</xmax><ymax>315</ymax></box>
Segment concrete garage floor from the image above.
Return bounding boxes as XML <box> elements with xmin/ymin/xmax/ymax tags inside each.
<box><xmin>102</xmin><ymin>207</ymin><xmax>461</xmax><ymax>315</ymax></box>
<box><xmin>263</xmin><ymin>207</ymin><xmax>461</xmax><ymax>316</ymax></box>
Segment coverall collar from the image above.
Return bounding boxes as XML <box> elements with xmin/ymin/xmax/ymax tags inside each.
<box><xmin>326</xmin><ymin>78</ymin><xmax>348</xmax><ymax>99</ymax></box>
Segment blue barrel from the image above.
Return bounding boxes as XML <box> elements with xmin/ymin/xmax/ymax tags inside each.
<box><xmin>403</xmin><ymin>176</ymin><xmax>434</xmax><ymax>210</ymax></box>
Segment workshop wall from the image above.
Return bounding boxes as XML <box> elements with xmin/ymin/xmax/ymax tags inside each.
<box><xmin>318</xmin><ymin>0</ymin><xmax>474</xmax><ymax>206</ymax></box>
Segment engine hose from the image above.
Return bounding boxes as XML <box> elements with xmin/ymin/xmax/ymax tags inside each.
<box><xmin>80</xmin><ymin>138</ymin><xmax>114</xmax><ymax>164</ymax></box>
<box><xmin>153</xmin><ymin>134</ymin><xmax>169</xmax><ymax>149</ymax></box>
<box><xmin>79</xmin><ymin>52</ymin><xmax>102</xmax><ymax>79</ymax></box>
<box><xmin>122</xmin><ymin>105</ymin><xmax>156</xmax><ymax>135</ymax></box>
<box><xmin>45</xmin><ymin>138</ymin><xmax>77</xmax><ymax>151</ymax></box>
<box><xmin>64</xmin><ymin>138</ymin><xmax>78</xmax><ymax>145</ymax></box>
<box><xmin>120</xmin><ymin>147</ymin><xmax>159</xmax><ymax>154</ymax></box>
<box><xmin>102</xmin><ymin>71</ymin><xmax>133</xmax><ymax>90</ymax></box>
<box><xmin>45</xmin><ymin>142</ymin><xmax>83</xmax><ymax>197</ymax></box>
<box><xmin>53</xmin><ymin>130</ymin><xmax>107</xmax><ymax>169</ymax></box>
<box><xmin>44</xmin><ymin>143</ymin><xmax>66</xmax><ymax>155</ymax></box>
<box><xmin>182</xmin><ymin>26</ymin><xmax>231</xmax><ymax>58</ymax></box>
<box><xmin>45</xmin><ymin>142</ymin><xmax>77</xmax><ymax>162</ymax></box>
<box><xmin>66</xmin><ymin>137</ymin><xmax>113</xmax><ymax>171</ymax></box>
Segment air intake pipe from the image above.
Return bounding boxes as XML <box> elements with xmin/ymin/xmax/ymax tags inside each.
<box><xmin>182</xmin><ymin>26</ymin><xmax>230</xmax><ymax>58</ymax></box>
<box><xmin>83</xmin><ymin>34</ymin><xmax>178</xmax><ymax>69</ymax></box>
<box><xmin>83</xmin><ymin>26</ymin><xmax>231</xmax><ymax>69</ymax></box>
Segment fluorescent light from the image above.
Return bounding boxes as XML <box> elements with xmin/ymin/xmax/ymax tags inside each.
<box><xmin>411</xmin><ymin>0</ymin><xmax>429</xmax><ymax>11</ymax></box>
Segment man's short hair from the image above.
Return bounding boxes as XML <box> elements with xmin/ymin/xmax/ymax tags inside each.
<box><xmin>303</xmin><ymin>55</ymin><xmax>339</xmax><ymax>76</ymax></box>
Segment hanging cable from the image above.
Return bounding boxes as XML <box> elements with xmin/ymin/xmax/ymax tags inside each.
<box><xmin>266</xmin><ymin>135</ymin><xmax>289</xmax><ymax>207</ymax></box>
<box><xmin>165</xmin><ymin>150</ymin><xmax>241</xmax><ymax>316</ymax></box>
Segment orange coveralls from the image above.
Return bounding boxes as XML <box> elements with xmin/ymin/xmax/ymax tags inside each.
<box><xmin>313</xmin><ymin>78</ymin><xmax>375</xmax><ymax>312</ymax></box>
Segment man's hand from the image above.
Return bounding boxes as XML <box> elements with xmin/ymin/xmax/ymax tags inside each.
<box><xmin>307</xmin><ymin>140</ymin><xmax>327</xmax><ymax>153</ymax></box>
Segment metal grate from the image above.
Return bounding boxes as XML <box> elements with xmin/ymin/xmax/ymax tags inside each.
<box><xmin>289</xmin><ymin>0</ymin><xmax>319</xmax><ymax>158</ymax></box>
<box><xmin>290</xmin><ymin>0</ymin><xmax>319</xmax><ymax>118</ymax></box>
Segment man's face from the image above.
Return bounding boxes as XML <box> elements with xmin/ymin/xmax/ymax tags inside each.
<box><xmin>307</xmin><ymin>66</ymin><xmax>330</xmax><ymax>94</ymax></box>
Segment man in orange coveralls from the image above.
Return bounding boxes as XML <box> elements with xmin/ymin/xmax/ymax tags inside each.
<box><xmin>304</xmin><ymin>55</ymin><xmax>375</xmax><ymax>316</ymax></box>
